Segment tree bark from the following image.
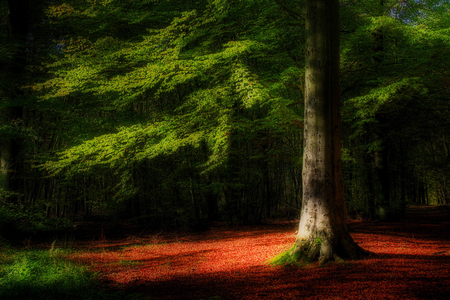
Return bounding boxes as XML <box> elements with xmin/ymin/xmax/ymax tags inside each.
<box><xmin>291</xmin><ymin>0</ymin><xmax>366</xmax><ymax>264</ymax></box>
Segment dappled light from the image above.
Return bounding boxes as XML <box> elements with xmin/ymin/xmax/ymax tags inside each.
<box><xmin>2</xmin><ymin>0</ymin><xmax>450</xmax><ymax>298</ymax></box>
<box><xmin>65</xmin><ymin>206</ymin><xmax>450</xmax><ymax>299</ymax></box>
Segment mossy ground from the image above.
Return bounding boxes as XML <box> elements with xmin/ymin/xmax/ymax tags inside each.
<box><xmin>267</xmin><ymin>245</ymin><xmax>309</xmax><ymax>267</ymax></box>
<box><xmin>267</xmin><ymin>242</ymin><xmax>350</xmax><ymax>268</ymax></box>
<box><xmin>0</xmin><ymin>247</ymin><xmax>143</xmax><ymax>300</ymax></box>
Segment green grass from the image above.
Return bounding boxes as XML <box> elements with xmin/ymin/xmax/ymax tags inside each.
<box><xmin>0</xmin><ymin>247</ymin><xmax>142</xmax><ymax>300</ymax></box>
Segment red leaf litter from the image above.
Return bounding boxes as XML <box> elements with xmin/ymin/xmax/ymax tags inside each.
<box><xmin>69</xmin><ymin>206</ymin><xmax>450</xmax><ymax>299</ymax></box>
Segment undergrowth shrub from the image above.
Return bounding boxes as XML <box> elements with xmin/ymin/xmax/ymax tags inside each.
<box><xmin>0</xmin><ymin>200</ymin><xmax>71</xmax><ymax>240</ymax></box>
<box><xmin>0</xmin><ymin>248</ymin><xmax>140</xmax><ymax>300</ymax></box>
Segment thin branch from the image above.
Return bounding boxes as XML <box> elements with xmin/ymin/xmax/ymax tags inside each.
<box><xmin>277</xmin><ymin>32</ymin><xmax>302</xmax><ymax>70</ymax></box>
<box><xmin>383</xmin><ymin>47</ymin><xmax>450</xmax><ymax>87</ymax></box>
<box><xmin>291</xmin><ymin>119</ymin><xmax>304</xmax><ymax>128</ymax></box>
<box><xmin>273</xmin><ymin>0</ymin><xmax>304</xmax><ymax>20</ymax></box>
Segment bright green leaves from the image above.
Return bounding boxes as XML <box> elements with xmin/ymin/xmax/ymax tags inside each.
<box><xmin>177</xmin><ymin>85</ymin><xmax>234</xmax><ymax>170</ymax></box>
<box><xmin>36</xmin><ymin>0</ymin><xmax>308</xmax><ymax>203</ymax></box>
<box><xmin>232</xmin><ymin>61</ymin><xmax>270</xmax><ymax>109</ymax></box>
<box><xmin>341</xmin><ymin>1</ymin><xmax>450</xmax><ymax>141</ymax></box>
<box><xmin>351</xmin><ymin>77</ymin><xmax>423</xmax><ymax>117</ymax></box>
<box><xmin>345</xmin><ymin>77</ymin><xmax>424</xmax><ymax>139</ymax></box>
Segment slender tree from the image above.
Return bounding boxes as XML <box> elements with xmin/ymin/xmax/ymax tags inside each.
<box><xmin>289</xmin><ymin>0</ymin><xmax>366</xmax><ymax>264</ymax></box>
<box><xmin>0</xmin><ymin>0</ymin><xmax>29</xmax><ymax>194</ymax></box>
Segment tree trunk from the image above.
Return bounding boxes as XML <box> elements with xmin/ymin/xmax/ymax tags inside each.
<box><xmin>371</xmin><ymin>0</ymin><xmax>392</xmax><ymax>219</ymax></box>
<box><xmin>291</xmin><ymin>0</ymin><xmax>366</xmax><ymax>264</ymax></box>
<box><xmin>399</xmin><ymin>138</ymin><xmax>406</xmax><ymax>212</ymax></box>
<box><xmin>0</xmin><ymin>0</ymin><xmax>29</xmax><ymax>196</ymax></box>
<box><xmin>373</xmin><ymin>126</ymin><xmax>390</xmax><ymax>220</ymax></box>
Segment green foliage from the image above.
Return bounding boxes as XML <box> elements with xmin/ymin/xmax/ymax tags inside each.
<box><xmin>0</xmin><ymin>249</ymin><xmax>140</xmax><ymax>300</ymax></box>
<box><xmin>339</xmin><ymin>0</ymin><xmax>450</xmax><ymax>215</ymax></box>
<box><xmin>2</xmin><ymin>0</ymin><xmax>450</xmax><ymax>225</ymax></box>
<box><xmin>0</xmin><ymin>200</ymin><xmax>71</xmax><ymax>237</ymax></box>
<box><xmin>37</xmin><ymin>0</ymin><xmax>304</xmax><ymax>169</ymax></box>
<box><xmin>25</xmin><ymin>0</ymin><xmax>306</xmax><ymax>224</ymax></box>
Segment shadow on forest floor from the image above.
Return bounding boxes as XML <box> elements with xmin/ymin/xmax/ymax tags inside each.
<box><xmin>12</xmin><ymin>204</ymin><xmax>450</xmax><ymax>299</ymax></box>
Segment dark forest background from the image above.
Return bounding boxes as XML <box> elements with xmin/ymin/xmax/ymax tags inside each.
<box><xmin>1</xmin><ymin>0</ymin><xmax>450</xmax><ymax>239</ymax></box>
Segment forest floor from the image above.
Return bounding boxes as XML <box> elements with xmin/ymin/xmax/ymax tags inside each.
<box><xmin>49</xmin><ymin>205</ymin><xmax>450</xmax><ymax>299</ymax></box>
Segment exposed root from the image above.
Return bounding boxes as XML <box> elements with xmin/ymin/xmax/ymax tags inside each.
<box><xmin>270</xmin><ymin>233</ymin><xmax>369</xmax><ymax>267</ymax></box>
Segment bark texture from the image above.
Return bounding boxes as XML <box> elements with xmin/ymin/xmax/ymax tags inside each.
<box><xmin>293</xmin><ymin>0</ymin><xmax>366</xmax><ymax>264</ymax></box>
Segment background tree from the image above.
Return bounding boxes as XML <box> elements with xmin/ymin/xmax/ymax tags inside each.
<box><xmin>34</xmin><ymin>0</ymin><xmax>306</xmax><ymax>227</ymax></box>
<box><xmin>0</xmin><ymin>0</ymin><xmax>30</xmax><ymax>196</ymax></box>
<box><xmin>340</xmin><ymin>0</ymin><xmax>450</xmax><ymax>218</ymax></box>
<box><xmin>1</xmin><ymin>0</ymin><xmax>450</xmax><ymax>238</ymax></box>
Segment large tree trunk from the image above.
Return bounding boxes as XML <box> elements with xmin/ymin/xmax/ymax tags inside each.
<box><xmin>291</xmin><ymin>0</ymin><xmax>366</xmax><ymax>265</ymax></box>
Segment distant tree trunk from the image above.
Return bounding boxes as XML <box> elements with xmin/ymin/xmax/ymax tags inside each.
<box><xmin>224</xmin><ymin>130</ymin><xmax>240</xmax><ymax>225</ymax></box>
<box><xmin>262</xmin><ymin>159</ymin><xmax>271</xmax><ymax>219</ymax></box>
<box><xmin>291</xmin><ymin>0</ymin><xmax>366</xmax><ymax>264</ymax></box>
<box><xmin>399</xmin><ymin>138</ymin><xmax>407</xmax><ymax>212</ymax></box>
<box><xmin>187</xmin><ymin>161</ymin><xmax>201</xmax><ymax>227</ymax></box>
<box><xmin>0</xmin><ymin>0</ymin><xmax>29</xmax><ymax>196</ymax></box>
<box><xmin>371</xmin><ymin>0</ymin><xmax>392</xmax><ymax>219</ymax></box>
<box><xmin>202</xmin><ymin>143</ymin><xmax>219</xmax><ymax>221</ymax></box>
<box><xmin>205</xmin><ymin>175</ymin><xmax>219</xmax><ymax>221</ymax></box>
<box><xmin>365</xmin><ymin>149</ymin><xmax>375</xmax><ymax>218</ymax></box>
<box><xmin>373</xmin><ymin>122</ymin><xmax>390</xmax><ymax>219</ymax></box>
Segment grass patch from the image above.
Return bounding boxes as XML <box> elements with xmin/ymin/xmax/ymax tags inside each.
<box><xmin>0</xmin><ymin>247</ymin><xmax>141</xmax><ymax>300</ymax></box>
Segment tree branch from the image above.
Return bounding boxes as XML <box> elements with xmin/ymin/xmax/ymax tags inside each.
<box><xmin>273</xmin><ymin>0</ymin><xmax>304</xmax><ymax>20</ymax></box>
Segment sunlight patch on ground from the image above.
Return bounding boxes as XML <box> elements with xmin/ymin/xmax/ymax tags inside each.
<box><xmin>67</xmin><ymin>214</ymin><xmax>450</xmax><ymax>299</ymax></box>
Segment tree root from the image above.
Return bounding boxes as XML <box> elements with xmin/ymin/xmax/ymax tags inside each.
<box><xmin>287</xmin><ymin>233</ymin><xmax>370</xmax><ymax>266</ymax></box>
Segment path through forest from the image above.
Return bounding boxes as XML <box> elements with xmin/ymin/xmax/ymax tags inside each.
<box><xmin>68</xmin><ymin>205</ymin><xmax>450</xmax><ymax>299</ymax></box>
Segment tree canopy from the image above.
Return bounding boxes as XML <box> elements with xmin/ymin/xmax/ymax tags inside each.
<box><xmin>1</xmin><ymin>0</ymin><xmax>450</xmax><ymax>234</ymax></box>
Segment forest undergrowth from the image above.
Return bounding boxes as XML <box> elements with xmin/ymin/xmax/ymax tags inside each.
<box><xmin>3</xmin><ymin>205</ymin><xmax>450</xmax><ymax>300</ymax></box>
